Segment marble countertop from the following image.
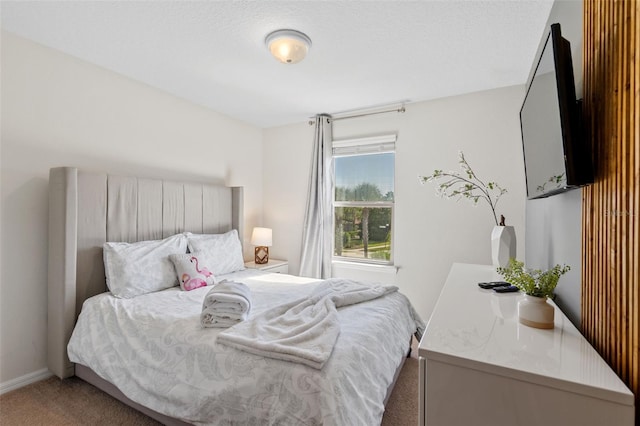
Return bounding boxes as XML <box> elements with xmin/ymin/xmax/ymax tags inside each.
<box><xmin>418</xmin><ymin>263</ymin><xmax>634</xmax><ymax>406</ymax></box>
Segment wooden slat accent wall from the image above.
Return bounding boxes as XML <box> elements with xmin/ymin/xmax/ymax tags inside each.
<box><xmin>582</xmin><ymin>0</ymin><xmax>639</xmax><ymax>421</ymax></box>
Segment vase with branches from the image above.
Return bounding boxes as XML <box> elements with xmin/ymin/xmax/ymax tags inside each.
<box><xmin>420</xmin><ymin>151</ymin><xmax>515</xmax><ymax>266</ymax></box>
<box><xmin>419</xmin><ymin>151</ymin><xmax>507</xmax><ymax>226</ymax></box>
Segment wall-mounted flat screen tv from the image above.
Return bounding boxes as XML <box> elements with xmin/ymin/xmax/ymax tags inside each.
<box><xmin>520</xmin><ymin>23</ymin><xmax>593</xmax><ymax>199</ymax></box>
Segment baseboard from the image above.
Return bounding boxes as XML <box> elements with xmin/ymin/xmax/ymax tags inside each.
<box><xmin>0</xmin><ymin>368</ymin><xmax>53</xmax><ymax>395</ymax></box>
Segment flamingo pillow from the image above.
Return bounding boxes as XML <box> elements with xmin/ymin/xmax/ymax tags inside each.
<box><xmin>169</xmin><ymin>253</ymin><xmax>216</xmax><ymax>291</ymax></box>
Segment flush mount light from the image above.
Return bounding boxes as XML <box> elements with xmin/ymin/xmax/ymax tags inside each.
<box><xmin>265</xmin><ymin>29</ymin><xmax>312</xmax><ymax>64</ymax></box>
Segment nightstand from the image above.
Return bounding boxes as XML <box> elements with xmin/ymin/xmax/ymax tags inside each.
<box><xmin>244</xmin><ymin>259</ymin><xmax>289</xmax><ymax>274</ymax></box>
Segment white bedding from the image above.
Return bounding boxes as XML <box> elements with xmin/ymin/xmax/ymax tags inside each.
<box><xmin>217</xmin><ymin>278</ymin><xmax>399</xmax><ymax>369</ymax></box>
<box><xmin>67</xmin><ymin>270</ymin><xmax>424</xmax><ymax>425</ymax></box>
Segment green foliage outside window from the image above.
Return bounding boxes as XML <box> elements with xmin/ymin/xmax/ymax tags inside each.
<box><xmin>334</xmin><ymin>182</ymin><xmax>392</xmax><ymax>261</ymax></box>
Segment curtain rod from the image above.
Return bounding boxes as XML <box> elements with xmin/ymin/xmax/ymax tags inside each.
<box><xmin>307</xmin><ymin>104</ymin><xmax>406</xmax><ymax>125</ymax></box>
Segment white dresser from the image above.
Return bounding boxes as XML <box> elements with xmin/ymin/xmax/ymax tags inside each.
<box><xmin>418</xmin><ymin>263</ymin><xmax>634</xmax><ymax>426</ymax></box>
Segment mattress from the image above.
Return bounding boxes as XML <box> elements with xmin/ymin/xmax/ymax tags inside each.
<box><xmin>68</xmin><ymin>270</ymin><xmax>423</xmax><ymax>425</ymax></box>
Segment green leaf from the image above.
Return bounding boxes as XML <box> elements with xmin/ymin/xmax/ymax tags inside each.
<box><xmin>497</xmin><ymin>258</ymin><xmax>570</xmax><ymax>297</ymax></box>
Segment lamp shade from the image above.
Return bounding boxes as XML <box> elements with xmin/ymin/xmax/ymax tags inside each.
<box><xmin>251</xmin><ymin>227</ymin><xmax>272</xmax><ymax>247</ymax></box>
<box><xmin>265</xmin><ymin>29</ymin><xmax>311</xmax><ymax>64</ymax></box>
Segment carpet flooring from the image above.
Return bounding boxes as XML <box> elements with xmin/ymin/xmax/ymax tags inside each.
<box><xmin>0</xmin><ymin>347</ymin><xmax>419</xmax><ymax>425</ymax></box>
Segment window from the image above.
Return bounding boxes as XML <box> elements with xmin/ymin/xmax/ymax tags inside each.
<box><xmin>333</xmin><ymin>135</ymin><xmax>395</xmax><ymax>264</ymax></box>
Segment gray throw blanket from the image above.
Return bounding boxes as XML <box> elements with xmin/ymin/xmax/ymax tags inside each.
<box><xmin>216</xmin><ymin>278</ymin><xmax>397</xmax><ymax>369</ymax></box>
<box><xmin>201</xmin><ymin>281</ymin><xmax>251</xmax><ymax>328</ymax></box>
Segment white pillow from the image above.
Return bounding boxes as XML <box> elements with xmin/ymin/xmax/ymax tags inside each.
<box><xmin>169</xmin><ymin>252</ymin><xmax>216</xmax><ymax>291</ymax></box>
<box><xmin>103</xmin><ymin>233</ymin><xmax>188</xmax><ymax>298</ymax></box>
<box><xmin>186</xmin><ymin>230</ymin><xmax>245</xmax><ymax>276</ymax></box>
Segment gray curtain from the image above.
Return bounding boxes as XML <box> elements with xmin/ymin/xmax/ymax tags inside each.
<box><xmin>299</xmin><ymin>114</ymin><xmax>333</xmax><ymax>278</ymax></box>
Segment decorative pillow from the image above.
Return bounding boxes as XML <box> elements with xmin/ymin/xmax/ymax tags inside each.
<box><xmin>103</xmin><ymin>233</ymin><xmax>188</xmax><ymax>299</ymax></box>
<box><xmin>186</xmin><ymin>230</ymin><xmax>245</xmax><ymax>276</ymax></box>
<box><xmin>169</xmin><ymin>253</ymin><xmax>216</xmax><ymax>291</ymax></box>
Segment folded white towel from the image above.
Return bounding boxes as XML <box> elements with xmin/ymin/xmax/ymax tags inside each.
<box><xmin>201</xmin><ymin>312</ymin><xmax>246</xmax><ymax>328</ymax></box>
<box><xmin>201</xmin><ymin>280</ymin><xmax>251</xmax><ymax>328</ymax></box>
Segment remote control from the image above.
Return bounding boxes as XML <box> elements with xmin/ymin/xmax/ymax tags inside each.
<box><xmin>478</xmin><ymin>281</ymin><xmax>510</xmax><ymax>289</ymax></box>
<box><xmin>493</xmin><ymin>285</ymin><xmax>519</xmax><ymax>293</ymax></box>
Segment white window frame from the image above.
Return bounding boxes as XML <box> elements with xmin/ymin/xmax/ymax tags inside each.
<box><xmin>332</xmin><ymin>134</ymin><xmax>396</xmax><ymax>266</ymax></box>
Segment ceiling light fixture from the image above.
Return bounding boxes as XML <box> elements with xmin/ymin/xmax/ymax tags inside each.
<box><xmin>265</xmin><ymin>29</ymin><xmax>312</xmax><ymax>64</ymax></box>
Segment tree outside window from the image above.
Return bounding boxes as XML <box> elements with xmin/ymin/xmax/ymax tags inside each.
<box><xmin>333</xmin><ymin>152</ymin><xmax>394</xmax><ymax>264</ymax></box>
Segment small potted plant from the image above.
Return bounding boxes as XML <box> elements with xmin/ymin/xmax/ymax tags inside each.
<box><xmin>497</xmin><ymin>258</ymin><xmax>570</xmax><ymax>329</ymax></box>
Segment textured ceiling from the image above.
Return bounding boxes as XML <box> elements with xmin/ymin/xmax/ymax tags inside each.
<box><xmin>1</xmin><ymin>0</ymin><xmax>554</xmax><ymax>128</ymax></box>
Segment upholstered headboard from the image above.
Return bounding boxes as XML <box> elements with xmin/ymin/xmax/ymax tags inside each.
<box><xmin>47</xmin><ymin>167</ymin><xmax>243</xmax><ymax>379</ymax></box>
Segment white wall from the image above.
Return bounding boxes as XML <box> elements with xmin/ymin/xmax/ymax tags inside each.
<box><xmin>263</xmin><ymin>85</ymin><xmax>527</xmax><ymax>321</ymax></box>
<box><xmin>524</xmin><ymin>0</ymin><xmax>583</xmax><ymax>327</ymax></box>
<box><xmin>0</xmin><ymin>32</ymin><xmax>263</xmax><ymax>386</ymax></box>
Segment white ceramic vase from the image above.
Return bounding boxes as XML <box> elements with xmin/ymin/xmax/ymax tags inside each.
<box><xmin>491</xmin><ymin>225</ymin><xmax>516</xmax><ymax>267</ymax></box>
<box><xmin>518</xmin><ymin>295</ymin><xmax>555</xmax><ymax>329</ymax></box>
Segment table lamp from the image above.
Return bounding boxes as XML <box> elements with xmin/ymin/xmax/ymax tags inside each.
<box><xmin>251</xmin><ymin>227</ymin><xmax>272</xmax><ymax>264</ymax></box>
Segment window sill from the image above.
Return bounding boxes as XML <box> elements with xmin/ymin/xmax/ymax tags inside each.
<box><xmin>331</xmin><ymin>260</ymin><xmax>398</xmax><ymax>275</ymax></box>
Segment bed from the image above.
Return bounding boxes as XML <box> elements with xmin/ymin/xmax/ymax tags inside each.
<box><xmin>47</xmin><ymin>167</ymin><xmax>424</xmax><ymax>425</ymax></box>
